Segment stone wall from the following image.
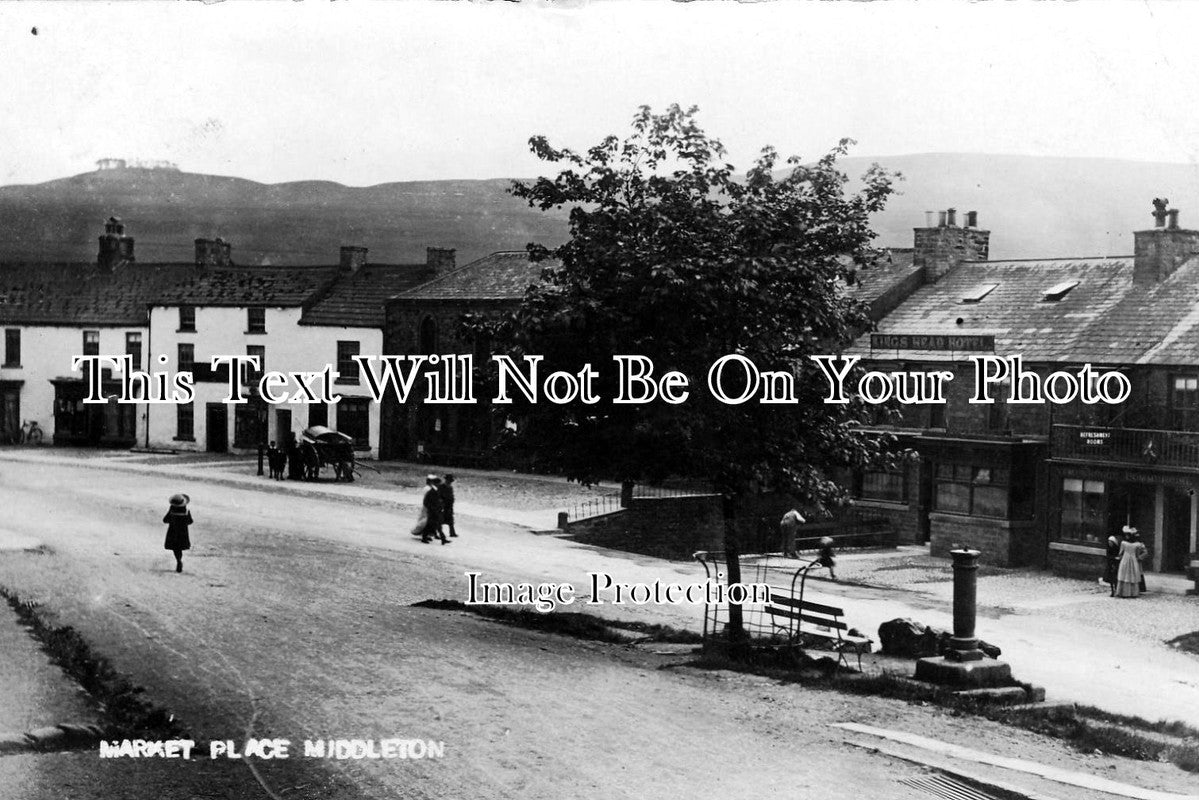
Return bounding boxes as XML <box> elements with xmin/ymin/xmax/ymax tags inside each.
<box><xmin>928</xmin><ymin>512</ymin><xmax>1034</xmax><ymax>567</ymax></box>
<box><xmin>565</xmin><ymin>495</ymin><xmax>725</xmax><ymax>561</ymax></box>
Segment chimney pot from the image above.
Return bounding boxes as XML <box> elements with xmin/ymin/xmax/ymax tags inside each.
<box><xmin>965</xmin><ymin>211</ymin><xmax>978</xmax><ymax>228</ymax></box>
<box><xmin>1153</xmin><ymin>197</ymin><xmax>1169</xmax><ymax>228</ymax></box>
<box><xmin>925</xmin><ymin>211</ymin><xmax>936</xmax><ymax>228</ymax></box>
<box><xmin>947</xmin><ymin>208</ymin><xmax>957</xmax><ymax>227</ymax></box>
<box><xmin>938</xmin><ymin>211</ymin><xmax>948</xmax><ymax>227</ymax></box>
<box><xmin>1168</xmin><ymin>209</ymin><xmax>1180</xmax><ymax>230</ymax></box>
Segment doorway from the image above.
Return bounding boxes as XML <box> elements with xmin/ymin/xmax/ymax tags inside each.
<box><xmin>206</xmin><ymin>404</ymin><xmax>228</xmax><ymax>453</ymax></box>
<box><xmin>1163</xmin><ymin>487</ymin><xmax>1192</xmax><ymax>573</ymax></box>
<box><xmin>276</xmin><ymin>409</ymin><xmax>292</xmax><ymax>445</ymax></box>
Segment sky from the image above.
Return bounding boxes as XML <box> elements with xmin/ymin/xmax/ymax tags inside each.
<box><xmin>2</xmin><ymin>1</ymin><xmax>1199</xmax><ymax>187</ymax></box>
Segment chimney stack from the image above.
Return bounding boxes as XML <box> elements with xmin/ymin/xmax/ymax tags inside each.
<box><xmin>1134</xmin><ymin>199</ymin><xmax>1199</xmax><ymax>284</ymax></box>
<box><xmin>97</xmin><ymin>216</ymin><xmax>135</xmax><ymax>272</ymax></box>
<box><xmin>340</xmin><ymin>246</ymin><xmax>368</xmax><ymax>273</ymax></box>
<box><xmin>913</xmin><ymin>207</ymin><xmax>990</xmax><ymax>282</ymax></box>
<box><xmin>426</xmin><ymin>247</ymin><xmax>456</xmax><ymax>273</ymax></box>
<box><xmin>194</xmin><ymin>237</ymin><xmax>233</xmax><ymax>268</ymax></box>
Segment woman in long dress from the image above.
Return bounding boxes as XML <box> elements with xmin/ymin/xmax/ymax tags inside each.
<box><xmin>1114</xmin><ymin>527</ymin><xmax>1147</xmax><ymax>598</ymax></box>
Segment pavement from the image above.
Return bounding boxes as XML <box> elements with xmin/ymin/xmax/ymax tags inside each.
<box><xmin>1</xmin><ymin>446</ymin><xmax>1197</xmax><ymax>799</ymax></box>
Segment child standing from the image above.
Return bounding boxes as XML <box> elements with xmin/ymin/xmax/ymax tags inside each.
<box><xmin>163</xmin><ymin>493</ymin><xmax>193</xmax><ymax>573</ymax></box>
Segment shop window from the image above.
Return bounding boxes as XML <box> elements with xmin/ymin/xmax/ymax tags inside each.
<box><xmin>859</xmin><ymin>470</ymin><xmax>908</xmax><ymax>503</ymax></box>
<box><xmin>338</xmin><ymin>398</ymin><xmax>369</xmax><ymax>448</ymax></box>
<box><xmin>1060</xmin><ymin>478</ymin><xmax>1106</xmax><ymax>543</ymax></box>
<box><xmin>934</xmin><ymin>463</ymin><xmax>1011</xmax><ymax>518</ymax></box>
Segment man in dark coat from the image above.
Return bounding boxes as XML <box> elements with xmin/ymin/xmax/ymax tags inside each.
<box><xmin>438</xmin><ymin>474</ymin><xmax>458</xmax><ymax>538</ymax></box>
<box><xmin>421</xmin><ymin>475</ymin><xmax>448</xmax><ymax>544</ymax></box>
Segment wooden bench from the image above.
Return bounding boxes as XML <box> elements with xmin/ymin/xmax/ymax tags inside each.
<box><xmin>765</xmin><ymin>589</ymin><xmax>871</xmax><ymax>671</ymax></box>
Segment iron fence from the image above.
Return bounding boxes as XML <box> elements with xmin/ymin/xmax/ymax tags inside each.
<box><xmin>565</xmin><ymin>495</ymin><xmax>624</xmax><ymax>523</ymax></box>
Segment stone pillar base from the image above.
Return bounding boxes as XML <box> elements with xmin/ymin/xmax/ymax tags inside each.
<box><xmin>915</xmin><ymin>656</ymin><xmax>1012</xmax><ymax>688</ymax></box>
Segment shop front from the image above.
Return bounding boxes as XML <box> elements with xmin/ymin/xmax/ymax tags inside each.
<box><xmin>50</xmin><ymin>377</ymin><xmax>137</xmax><ymax>447</ymax></box>
<box><xmin>1049</xmin><ymin>422</ymin><xmax>1199</xmax><ymax>580</ymax></box>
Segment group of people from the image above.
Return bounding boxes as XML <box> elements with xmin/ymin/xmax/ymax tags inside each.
<box><xmin>413</xmin><ymin>473</ymin><xmax>458</xmax><ymax>544</ymax></box>
<box><xmin>266</xmin><ymin>436</ymin><xmax>316</xmax><ymax>481</ymax></box>
<box><xmin>1105</xmin><ymin>524</ymin><xmax>1149</xmax><ymax>598</ymax></box>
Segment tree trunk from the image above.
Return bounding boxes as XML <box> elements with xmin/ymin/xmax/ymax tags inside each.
<box><xmin>722</xmin><ymin>493</ymin><xmax>748</xmax><ymax>656</ymax></box>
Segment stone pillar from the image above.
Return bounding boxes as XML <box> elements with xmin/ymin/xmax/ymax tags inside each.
<box><xmin>914</xmin><ymin>547</ymin><xmax>1012</xmax><ymax>687</ymax></box>
<box><xmin>946</xmin><ymin>548</ymin><xmax>983</xmax><ymax>662</ymax></box>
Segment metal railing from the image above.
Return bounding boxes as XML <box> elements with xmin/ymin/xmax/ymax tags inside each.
<box><xmin>1052</xmin><ymin>424</ymin><xmax>1199</xmax><ymax>469</ymax></box>
<box><xmin>631</xmin><ymin>484</ymin><xmax>715</xmax><ymax>500</ymax></box>
<box><xmin>564</xmin><ymin>495</ymin><xmax>624</xmax><ymax>523</ymax></box>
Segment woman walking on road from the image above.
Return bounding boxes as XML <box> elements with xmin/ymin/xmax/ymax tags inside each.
<box><xmin>1114</xmin><ymin>525</ymin><xmax>1147</xmax><ymax>598</ymax></box>
<box><xmin>163</xmin><ymin>493</ymin><xmax>193</xmax><ymax>573</ymax></box>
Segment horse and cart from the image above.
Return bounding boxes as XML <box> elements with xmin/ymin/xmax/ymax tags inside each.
<box><xmin>296</xmin><ymin>426</ymin><xmax>362</xmax><ymax>482</ymax></box>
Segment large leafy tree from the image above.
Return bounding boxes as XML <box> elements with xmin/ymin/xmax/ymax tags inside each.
<box><xmin>484</xmin><ymin>105</ymin><xmax>900</xmax><ymax>644</ymax></box>
<box><xmin>485</xmin><ymin>104</ymin><xmax>897</xmax><ymax>514</ymax></box>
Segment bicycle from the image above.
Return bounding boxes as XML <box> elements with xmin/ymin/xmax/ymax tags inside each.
<box><xmin>20</xmin><ymin>420</ymin><xmax>44</xmax><ymax>445</ymax></box>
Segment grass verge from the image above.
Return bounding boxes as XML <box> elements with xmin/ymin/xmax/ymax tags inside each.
<box><xmin>412</xmin><ymin>599</ymin><xmax>703</xmax><ymax>644</ymax></box>
<box><xmin>0</xmin><ymin>586</ymin><xmax>187</xmax><ymax>739</ymax></box>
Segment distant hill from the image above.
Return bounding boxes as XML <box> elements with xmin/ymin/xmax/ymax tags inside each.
<box><xmin>0</xmin><ymin>168</ymin><xmax>571</xmax><ymax>266</ymax></box>
<box><xmin>2</xmin><ymin>154</ymin><xmax>1198</xmax><ymax>265</ymax></box>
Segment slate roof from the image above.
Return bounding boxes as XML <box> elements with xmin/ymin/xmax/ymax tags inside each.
<box><xmin>851</xmin><ymin>256</ymin><xmax>1136</xmax><ymax>362</ymax></box>
<box><xmin>153</xmin><ymin>265</ymin><xmax>340</xmax><ymax>308</ymax></box>
<box><xmin>392</xmin><ymin>251</ymin><xmax>555</xmax><ymax>302</ymax></box>
<box><xmin>1076</xmin><ymin>256</ymin><xmax>1199</xmax><ymax>365</ymax></box>
<box><xmin>847</xmin><ymin>248</ymin><xmax>919</xmax><ymax>304</ymax></box>
<box><xmin>301</xmin><ymin>264</ymin><xmax>435</xmax><ymax>327</ymax></box>
<box><xmin>0</xmin><ymin>262</ymin><xmax>194</xmax><ymax>326</ymax></box>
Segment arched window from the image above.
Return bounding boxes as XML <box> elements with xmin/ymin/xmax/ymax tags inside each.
<box><xmin>418</xmin><ymin>316</ymin><xmax>437</xmax><ymax>354</ymax></box>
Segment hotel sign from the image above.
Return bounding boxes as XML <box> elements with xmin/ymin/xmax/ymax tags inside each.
<box><xmin>870</xmin><ymin>333</ymin><xmax>995</xmax><ymax>352</ymax></box>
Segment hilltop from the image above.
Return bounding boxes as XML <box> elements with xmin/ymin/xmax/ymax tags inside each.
<box><xmin>2</xmin><ymin>154</ymin><xmax>1198</xmax><ymax>265</ymax></box>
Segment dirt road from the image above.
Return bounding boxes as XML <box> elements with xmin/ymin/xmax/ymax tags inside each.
<box><xmin>0</xmin><ymin>452</ymin><xmax>1195</xmax><ymax>799</ymax></box>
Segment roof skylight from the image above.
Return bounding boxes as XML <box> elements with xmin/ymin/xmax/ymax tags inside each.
<box><xmin>961</xmin><ymin>283</ymin><xmax>998</xmax><ymax>303</ymax></box>
<box><xmin>1042</xmin><ymin>280</ymin><xmax>1079</xmax><ymax>302</ymax></box>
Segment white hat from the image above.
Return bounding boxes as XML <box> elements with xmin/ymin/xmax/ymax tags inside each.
<box><xmin>1121</xmin><ymin>525</ymin><xmax>1137</xmax><ymax>535</ymax></box>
